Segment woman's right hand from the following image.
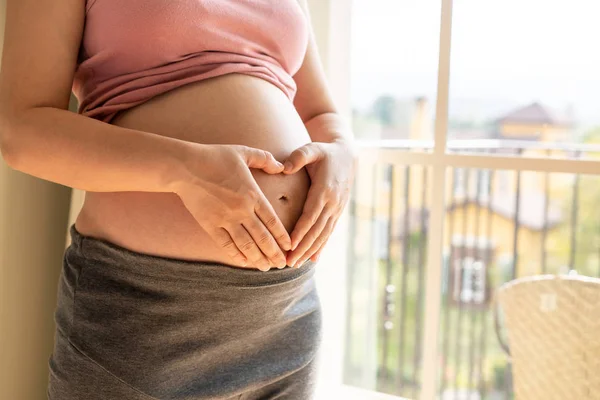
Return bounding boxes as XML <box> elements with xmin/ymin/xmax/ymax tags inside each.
<box><xmin>173</xmin><ymin>143</ymin><xmax>291</xmax><ymax>271</ymax></box>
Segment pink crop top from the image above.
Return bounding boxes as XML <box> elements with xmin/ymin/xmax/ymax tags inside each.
<box><xmin>72</xmin><ymin>0</ymin><xmax>310</xmax><ymax>123</ymax></box>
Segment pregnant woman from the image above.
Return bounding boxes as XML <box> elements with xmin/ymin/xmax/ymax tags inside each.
<box><xmin>0</xmin><ymin>0</ymin><xmax>356</xmax><ymax>399</ymax></box>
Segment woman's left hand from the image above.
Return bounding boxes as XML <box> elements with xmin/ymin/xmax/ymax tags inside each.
<box><xmin>282</xmin><ymin>138</ymin><xmax>357</xmax><ymax>267</ymax></box>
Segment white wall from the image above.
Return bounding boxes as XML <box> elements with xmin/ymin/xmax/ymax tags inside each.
<box><xmin>307</xmin><ymin>0</ymin><xmax>355</xmax><ymax>397</ymax></box>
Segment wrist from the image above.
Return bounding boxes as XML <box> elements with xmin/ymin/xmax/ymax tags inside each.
<box><xmin>163</xmin><ymin>140</ymin><xmax>210</xmax><ymax>195</ymax></box>
<box><xmin>304</xmin><ymin>112</ymin><xmax>352</xmax><ymax>144</ymax></box>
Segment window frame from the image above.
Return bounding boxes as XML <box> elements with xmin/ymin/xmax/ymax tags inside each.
<box><xmin>319</xmin><ymin>0</ymin><xmax>600</xmax><ymax>399</ymax></box>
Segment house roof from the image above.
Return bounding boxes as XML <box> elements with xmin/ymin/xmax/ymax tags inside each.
<box><xmin>496</xmin><ymin>102</ymin><xmax>554</xmax><ymax>125</ymax></box>
<box><xmin>495</xmin><ymin>102</ymin><xmax>571</xmax><ymax>127</ymax></box>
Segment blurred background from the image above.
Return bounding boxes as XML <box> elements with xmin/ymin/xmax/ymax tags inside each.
<box><xmin>3</xmin><ymin>1</ymin><xmax>600</xmax><ymax>400</ymax></box>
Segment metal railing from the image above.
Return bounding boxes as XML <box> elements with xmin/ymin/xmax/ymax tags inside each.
<box><xmin>343</xmin><ymin>139</ymin><xmax>600</xmax><ymax>399</ymax></box>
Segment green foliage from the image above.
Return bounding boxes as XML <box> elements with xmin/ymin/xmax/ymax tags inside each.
<box><xmin>352</xmin><ymin>111</ymin><xmax>383</xmax><ymax>140</ymax></box>
<box><xmin>491</xmin><ymin>358</ymin><xmax>508</xmax><ymax>390</ymax></box>
<box><xmin>371</xmin><ymin>95</ymin><xmax>397</xmax><ymax>127</ymax></box>
<box><xmin>550</xmin><ymin>126</ymin><xmax>600</xmax><ymax>276</ymax></box>
<box><xmin>582</xmin><ymin>126</ymin><xmax>600</xmax><ymax>143</ymax></box>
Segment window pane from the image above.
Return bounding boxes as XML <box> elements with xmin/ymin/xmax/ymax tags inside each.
<box><xmin>345</xmin><ymin>157</ymin><xmax>432</xmax><ymax>399</ymax></box>
<box><xmin>351</xmin><ymin>0</ymin><xmax>441</xmax><ymax>148</ymax></box>
<box><xmin>350</xmin><ymin>146</ymin><xmax>600</xmax><ymax>399</ymax></box>
<box><xmin>448</xmin><ymin>0</ymin><xmax>600</xmax><ymax>159</ymax></box>
<box><xmin>439</xmin><ymin>167</ymin><xmax>600</xmax><ymax>398</ymax></box>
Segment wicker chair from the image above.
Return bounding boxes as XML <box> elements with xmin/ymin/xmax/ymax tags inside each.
<box><xmin>494</xmin><ymin>274</ymin><xmax>600</xmax><ymax>400</ymax></box>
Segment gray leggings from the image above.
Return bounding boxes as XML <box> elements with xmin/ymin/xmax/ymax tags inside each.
<box><xmin>47</xmin><ymin>224</ymin><xmax>323</xmax><ymax>400</ymax></box>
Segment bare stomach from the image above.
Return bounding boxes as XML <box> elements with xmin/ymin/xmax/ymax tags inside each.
<box><xmin>74</xmin><ymin>74</ymin><xmax>312</xmax><ymax>269</ymax></box>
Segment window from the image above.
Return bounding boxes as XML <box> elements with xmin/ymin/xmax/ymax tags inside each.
<box><xmin>351</xmin><ymin>0</ymin><xmax>440</xmax><ymax>144</ymax></box>
<box><xmin>342</xmin><ymin>0</ymin><xmax>600</xmax><ymax>399</ymax></box>
<box><xmin>449</xmin><ymin>0</ymin><xmax>600</xmax><ymax>158</ymax></box>
<box><xmin>459</xmin><ymin>258</ymin><xmax>486</xmax><ymax>304</ymax></box>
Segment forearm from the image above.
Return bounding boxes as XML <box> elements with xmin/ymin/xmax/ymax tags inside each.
<box><xmin>304</xmin><ymin>112</ymin><xmax>355</xmax><ymax>146</ymax></box>
<box><xmin>0</xmin><ymin>106</ymin><xmax>194</xmax><ymax>194</ymax></box>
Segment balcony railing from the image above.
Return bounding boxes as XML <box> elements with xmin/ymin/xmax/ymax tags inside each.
<box><xmin>343</xmin><ymin>139</ymin><xmax>600</xmax><ymax>399</ymax></box>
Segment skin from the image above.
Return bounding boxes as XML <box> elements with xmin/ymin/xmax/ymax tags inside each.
<box><xmin>285</xmin><ymin>0</ymin><xmax>358</xmax><ymax>267</ymax></box>
<box><xmin>0</xmin><ymin>0</ymin><xmax>357</xmax><ymax>271</ymax></box>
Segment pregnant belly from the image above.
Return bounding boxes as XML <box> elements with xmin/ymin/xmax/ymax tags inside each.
<box><xmin>74</xmin><ymin>74</ymin><xmax>312</xmax><ymax>268</ymax></box>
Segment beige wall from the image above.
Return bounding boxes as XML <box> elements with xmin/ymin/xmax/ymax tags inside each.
<box><xmin>0</xmin><ymin>0</ymin><xmax>73</xmax><ymax>398</ymax></box>
<box><xmin>447</xmin><ymin>204</ymin><xmax>547</xmax><ymax>277</ymax></box>
<box><xmin>500</xmin><ymin>122</ymin><xmax>568</xmax><ymax>142</ymax></box>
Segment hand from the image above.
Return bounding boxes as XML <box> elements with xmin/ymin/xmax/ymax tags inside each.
<box><xmin>174</xmin><ymin>143</ymin><xmax>292</xmax><ymax>271</ymax></box>
<box><xmin>282</xmin><ymin>139</ymin><xmax>357</xmax><ymax>267</ymax></box>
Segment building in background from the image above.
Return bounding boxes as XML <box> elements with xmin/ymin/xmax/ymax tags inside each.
<box><xmin>353</xmin><ymin>98</ymin><xmax>578</xmax><ymax>294</ymax></box>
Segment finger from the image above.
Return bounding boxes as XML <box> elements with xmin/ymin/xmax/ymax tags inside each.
<box><xmin>227</xmin><ymin>224</ymin><xmax>271</xmax><ymax>269</ymax></box>
<box><xmin>242</xmin><ymin>147</ymin><xmax>285</xmax><ymax>174</ymax></box>
<box><xmin>309</xmin><ymin>249</ymin><xmax>322</xmax><ymax>262</ymax></box>
<box><xmin>293</xmin><ymin>216</ymin><xmax>336</xmax><ymax>268</ymax></box>
<box><xmin>207</xmin><ymin>226</ymin><xmax>248</xmax><ymax>267</ymax></box>
<box><xmin>243</xmin><ymin>217</ymin><xmax>287</xmax><ymax>269</ymax></box>
<box><xmin>282</xmin><ymin>143</ymin><xmax>325</xmax><ymax>174</ymax></box>
<box><xmin>254</xmin><ymin>197</ymin><xmax>292</xmax><ymax>251</ymax></box>
<box><xmin>309</xmin><ymin>243</ymin><xmax>326</xmax><ymax>262</ymax></box>
<box><xmin>289</xmin><ymin>188</ymin><xmax>327</xmax><ymax>250</ymax></box>
<box><xmin>286</xmin><ymin>205</ymin><xmax>333</xmax><ymax>267</ymax></box>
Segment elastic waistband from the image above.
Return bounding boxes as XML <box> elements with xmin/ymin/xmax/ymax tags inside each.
<box><xmin>68</xmin><ymin>224</ymin><xmax>316</xmax><ymax>287</ymax></box>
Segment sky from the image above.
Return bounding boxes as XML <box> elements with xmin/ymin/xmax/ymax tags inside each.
<box><xmin>351</xmin><ymin>0</ymin><xmax>600</xmax><ymax>126</ymax></box>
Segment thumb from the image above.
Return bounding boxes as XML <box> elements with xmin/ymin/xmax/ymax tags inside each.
<box><xmin>283</xmin><ymin>143</ymin><xmax>325</xmax><ymax>174</ymax></box>
<box><xmin>241</xmin><ymin>147</ymin><xmax>284</xmax><ymax>174</ymax></box>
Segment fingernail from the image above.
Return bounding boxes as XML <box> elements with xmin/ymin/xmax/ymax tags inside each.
<box><xmin>284</xmin><ymin>161</ymin><xmax>293</xmax><ymax>172</ymax></box>
<box><xmin>276</xmin><ymin>161</ymin><xmax>284</xmax><ymax>168</ymax></box>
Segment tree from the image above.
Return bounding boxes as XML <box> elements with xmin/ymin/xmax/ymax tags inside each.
<box><xmin>371</xmin><ymin>95</ymin><xmax>396</xmax><ymax>126</ymax></box>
